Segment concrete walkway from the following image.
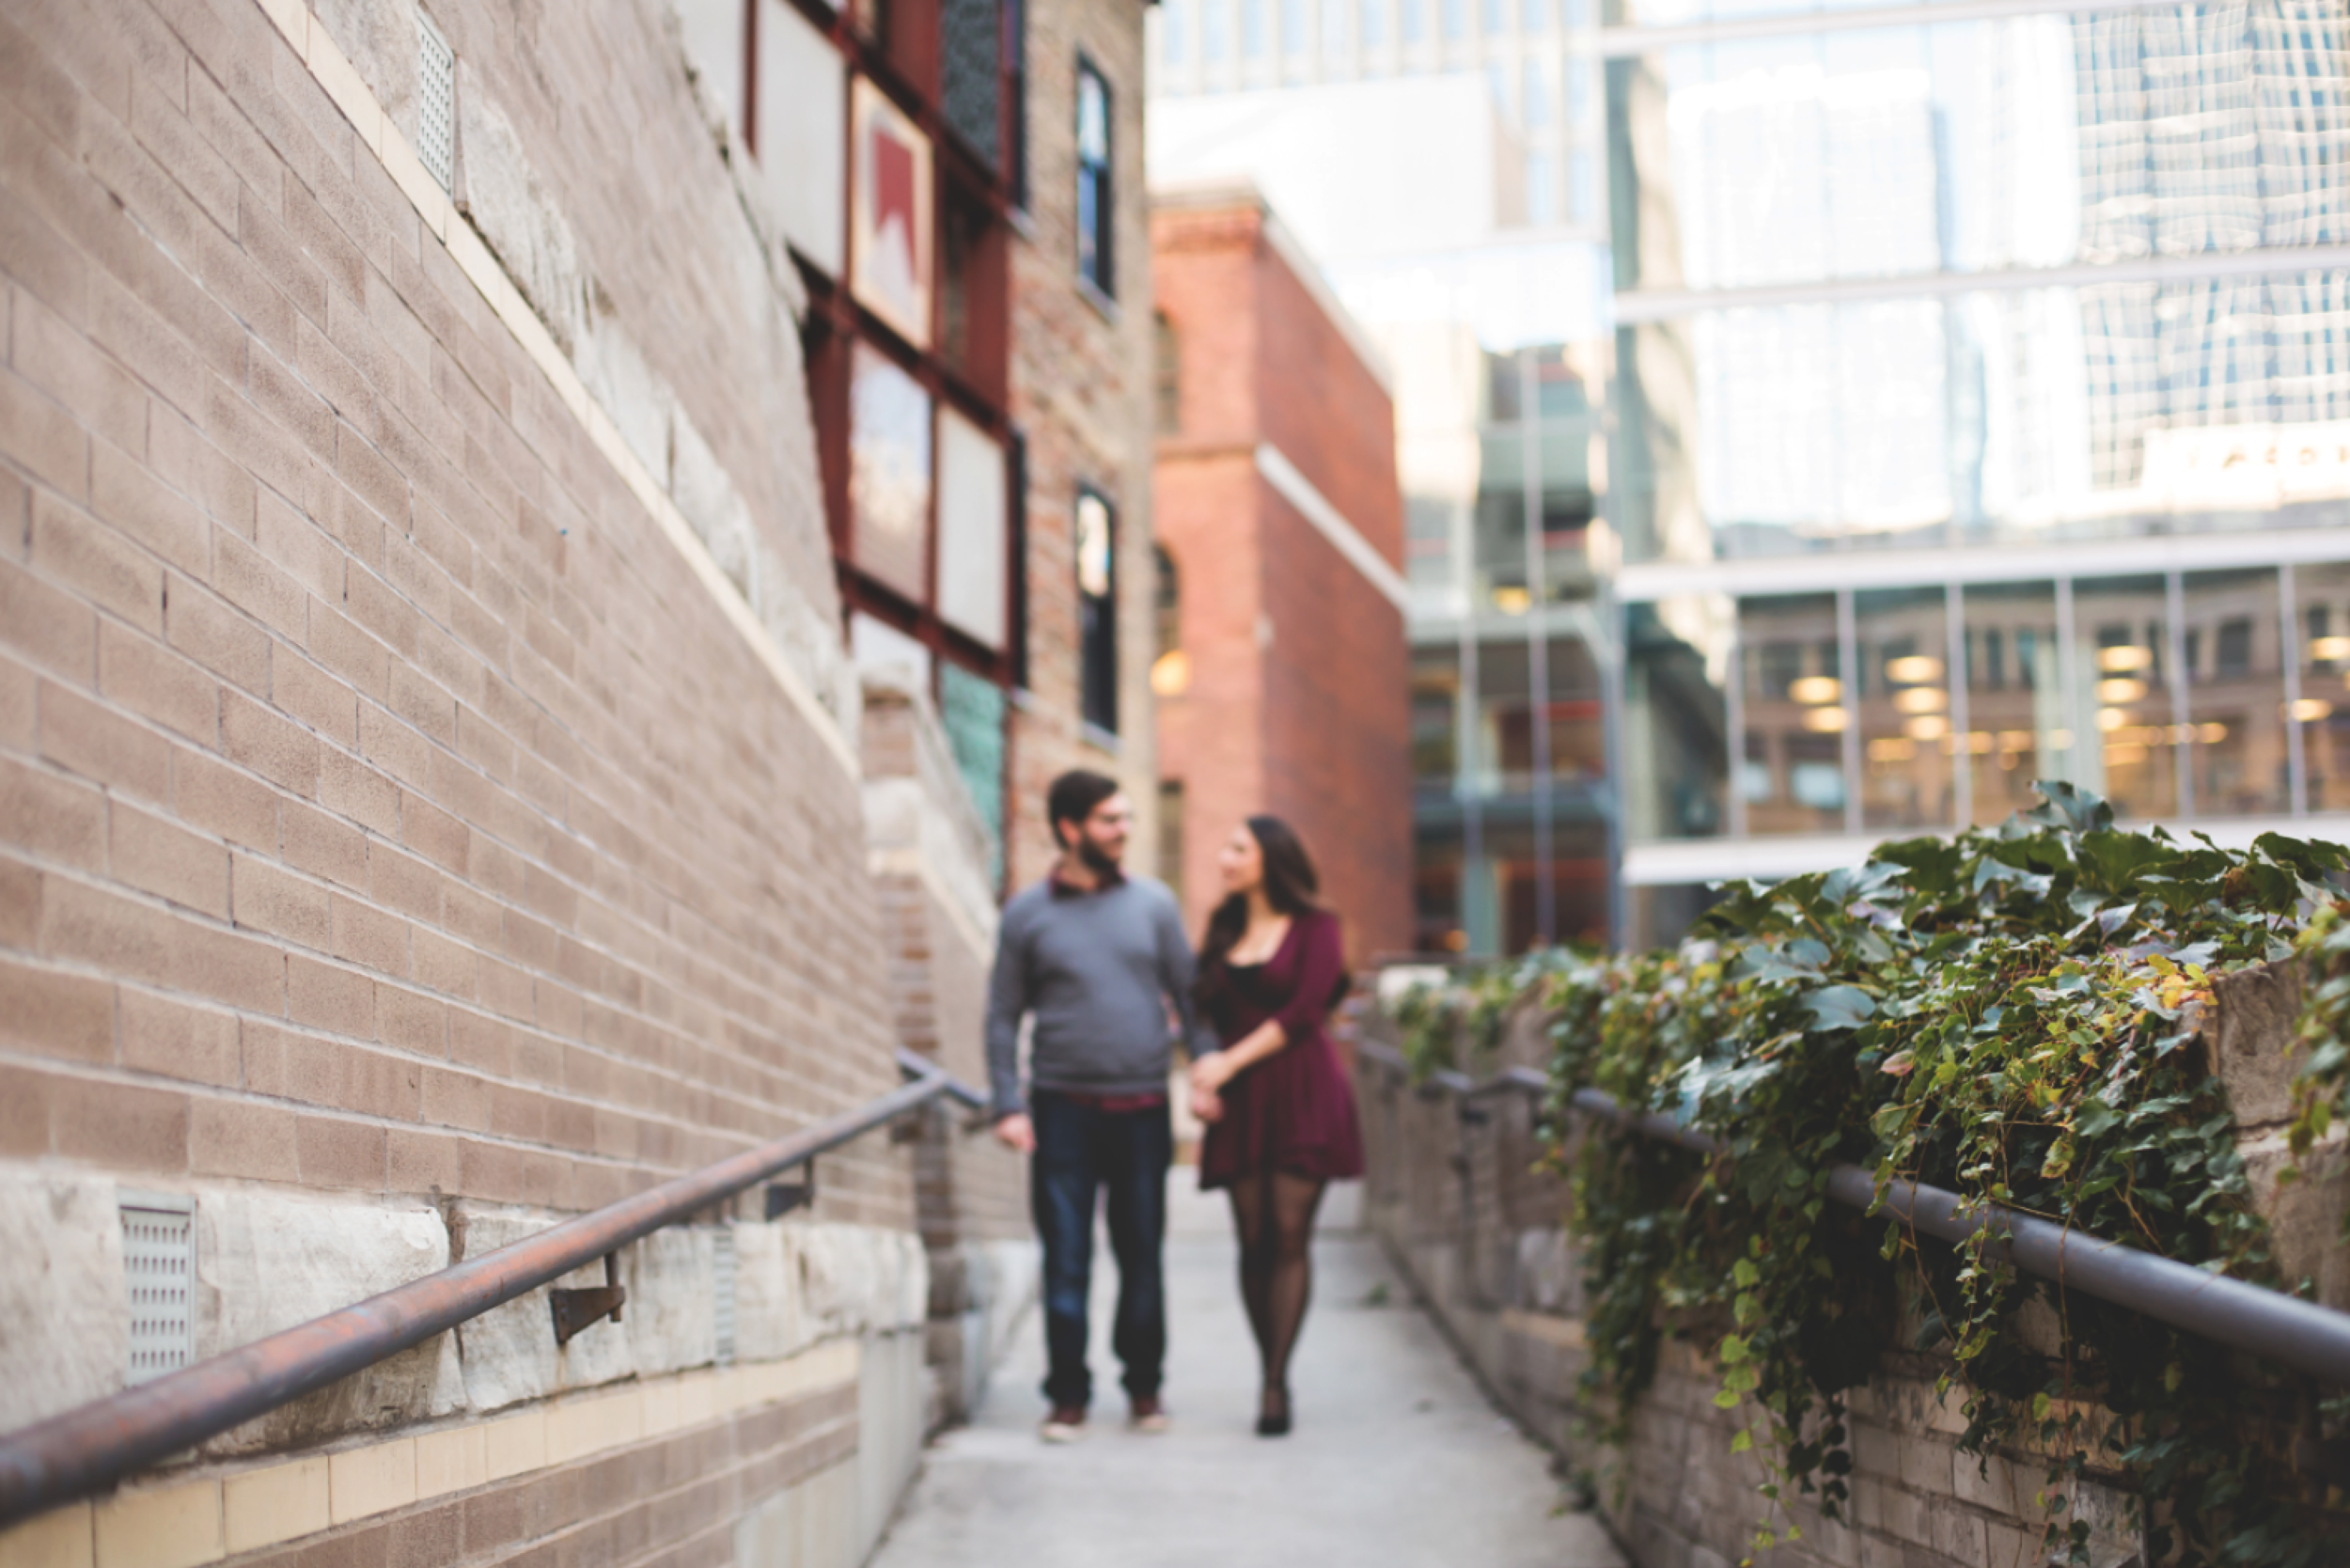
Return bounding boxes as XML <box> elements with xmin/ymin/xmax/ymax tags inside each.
<box><xmin>869</xmin><ymin>1181</ymin><xmax>1624</xmax><ymax>1568</ymax></box>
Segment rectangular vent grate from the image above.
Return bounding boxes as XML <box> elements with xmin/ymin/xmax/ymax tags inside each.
<box><xmin>120</xmin><ymin>1193</ymin><xmax>195</xmax><ymax>1386</ymax></box>
<box><xmin>416</xmin><ymin>12</ymin><xmax>456</xmax><ymax>193</ymax></box>
<box><xmin>712</xmin><ymin>1227</ymin><xmax>737</xmax><ymax>1366</ymax></box>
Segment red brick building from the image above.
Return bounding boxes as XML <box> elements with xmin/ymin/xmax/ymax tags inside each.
<box><xmin>1150</xmin><ymin>187</ymin><xmax>1411</xmax><ymax>964</ymax></box>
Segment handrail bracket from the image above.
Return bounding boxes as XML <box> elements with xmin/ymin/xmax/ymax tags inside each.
<box><xmin>550</xmin><ymin>1252</ymin><xmax>627</xmax><ymax>1346</ymax></box>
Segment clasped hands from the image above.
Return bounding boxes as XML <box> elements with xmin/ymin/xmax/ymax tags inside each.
<box><xmin>1187</xmin><ymin>1051</ymin><xmax>1236</xmax><ymax>1124</ymax></box>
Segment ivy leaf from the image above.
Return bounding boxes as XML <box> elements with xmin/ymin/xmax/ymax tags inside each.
<box><xmin>1802</xmin><ymin>986</ymin><xmax>1877</xmax><ymax>1032</ymax></box>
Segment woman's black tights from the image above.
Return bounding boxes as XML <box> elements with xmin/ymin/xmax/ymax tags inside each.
<box><xmin>1227</xmin><ymin>1171</ymin><xmax>1326</xmax><ymax>1419</ymax></box>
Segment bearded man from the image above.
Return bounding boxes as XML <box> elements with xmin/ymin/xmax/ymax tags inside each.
<box><xmin>984</xmin><ymin>769</ymin><xmax>1213</xmax><ymax>1442</ymax></box>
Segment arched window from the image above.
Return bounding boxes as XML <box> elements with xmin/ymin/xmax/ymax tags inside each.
<box><xmin>1153</xmin><ymin>311</ymin><xmax>1182</xmax><ymax>434</ymax></box>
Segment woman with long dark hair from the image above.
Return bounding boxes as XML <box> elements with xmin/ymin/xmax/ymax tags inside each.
<box><xmin>1186</xmin><ymin>815</ymin><xmax>1363</xmax><ymax>1436</ymax></box>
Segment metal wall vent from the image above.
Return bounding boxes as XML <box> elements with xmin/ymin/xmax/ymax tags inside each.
<box><xmin>120</xmin><ymin>1193</ymin><xmax>195</xmax><ymax>1386</ymax></box>
<box><xmin>712</xmin><ymin>1227</ymin><xmax>737</xmax><ymax>1366</ymax></box>
<box><xmin>415</xmin><ymin>12</ymin><xmax>456</xmax><ymax>193</ymax></box>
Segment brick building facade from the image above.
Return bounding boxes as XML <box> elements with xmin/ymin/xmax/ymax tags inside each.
<box><xmin>1151</xmin><ymin>188</ymin><xmax>1411</xmax><ymax>963</ymax></box>
<box><xmin>0</xmin><ymin>0</ymin><xmax>1152</xmax><ymax>1560</ymax></box>
<box><xmin>1003</xmin><ymin>0</ymin><xmax>1161</xmax><ymax>887</ymax></box>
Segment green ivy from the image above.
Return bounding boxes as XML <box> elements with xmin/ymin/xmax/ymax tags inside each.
<box><xmin>1392</xmin><ymin>784</ymin><xmax>2350</xmax><ymax>1564</ymax></box>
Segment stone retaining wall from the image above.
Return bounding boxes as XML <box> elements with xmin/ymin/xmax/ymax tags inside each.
<box><xmin>1355</xmin><ymin>964</ymin><xmax>2346</xmax><ymax>1568</ymax></box>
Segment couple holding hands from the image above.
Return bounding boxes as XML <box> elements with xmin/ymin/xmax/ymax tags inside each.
<box><xmin>983</xmin><ymin>771</ymin><xmax>1363</xmax><ymax>1444</ymax></box>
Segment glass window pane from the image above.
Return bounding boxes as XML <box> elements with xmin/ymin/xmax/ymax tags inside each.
<box><xmin>1961</xmin><ymin>582</ymin><xmax>2061</xmax><ymax>827</ymax></box>
<box><xmin>2184</xmin><ymin>568</ymin><xmax>2289</xmax><ymax>818</ymax></box>
<box><xmin>849</xmin><ymin>344</ymin><xmax>932</xmax><ymax>604</ymax></box>
<box><xmin>1626</xmin><ymin>597</ymin><xmax>1729</xmax><ymax>842</ymax></box>
<box><xmin>1856</xmin><ymin>588</ymin><xmax>1949</xmax><ymax>833</ymax></box>
<box><xmin>1285</xmin><ymin>0</ymin><xmax>1309</xmax><ymax>54</ymax></box>
<box><xmin>1440</xmin><ymin>0</ymin><xmax>1465</xmax><ymax>40</ymax></box>
<box><xmin>1481</xmin><ymin>0</ymin><xmax>1504</xmax><ymax>39</ymax></box>
<box><xmin>1162</xmin><ymin>0</ymin><xmax>1189</xmax><ymax>63</ymax></box>
<box><xmin>939</xmin><ymin>0</ymin><xmax>1001</xmax><ymax>165</ymax></box>
<box><xmin>1401</xmin><ymin>0</ymin><xmax>1425</xmax><ymax>45</ymax></box>
<box><xmin>1411</xmin><ymin>646</ymin><xmax>1460</xmax><ymax>790</ymax></box>
<box><xmin>1202</xmin><ymin>0</ymin><xmax>1228</xmax><ymax>59</ymax></box>
<box><xmin>1244</xmin><ymin>0</ymin><xmax>1268</xmax><ymax>55</ymax></box>
<box><xmin>1077</xmin><ymin>491</ymin><xmax>1118</xmax><ymax>733</ymax></box>
<box><xmin>1360</xmin><ymin>0</ymin><xmax>1384</xmax><ymax>49</ymax></box>
<box><xmin>940</xmin><ymin>663</ymin><xmax>1006</xmax><ymax>886</ymax></box>
<box><xmin>1739</xmin><ymin>593</ymin><xmax>1844</xmax><ymax>836</ymax></box>
<box><xmin>2298</xmin><ymin>561</ymin><xmax>2350</xmax><ymax>816</ymax></box>
<box><xmin>2073</xmin><ymin>574</ymin><xmax>2175</xmax><ymax>821</ymax></box>
<box><xmin>936</xmin><ymin>406</ymin><xmax>1007</xmax><ymax>649</ymax></box>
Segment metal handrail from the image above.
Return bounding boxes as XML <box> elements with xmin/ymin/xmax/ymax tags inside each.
<box><xmin>1356</xmin><ymin>1039</ymin><xmax>2350</xmax><ymax>1387</ymax></box>
<box><xmin>0</xmin><ymin>1051</ymin><xmax>987</xmax><ymax>1528</ymax></box>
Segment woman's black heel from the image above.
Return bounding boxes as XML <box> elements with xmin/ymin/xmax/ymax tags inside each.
<box><xmin>1255</xmin><ymin>1387</ymin><xmax>1292</xmax><ymax>1437</ymax></box>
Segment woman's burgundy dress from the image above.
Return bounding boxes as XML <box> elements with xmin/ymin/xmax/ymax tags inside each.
<box><xmin>1198</xmin><ymin>908</ymin><xmax>1365</xmax><ymax>1189</ymax></box>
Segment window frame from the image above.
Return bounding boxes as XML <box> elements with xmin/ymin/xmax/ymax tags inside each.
<box><xmin>1075</xmin><ymin>484</ymin><xmax>1120</xmax><ymax>736</ymax></box>
<box><xmin>1074</xmin><ymin>55</ymin><xmax>1115</xmax><ymax>299</ymax></box>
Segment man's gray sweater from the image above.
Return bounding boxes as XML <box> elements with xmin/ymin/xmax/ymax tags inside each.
<box><xmin>983</xmin><ymin>873</ymin><xmax>1212</xmax><ymax>1118</ymax></box>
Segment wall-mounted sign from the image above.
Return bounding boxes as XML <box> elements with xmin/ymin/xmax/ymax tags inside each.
<box><xmin>851</xmin><ymin>76</ymin><xmax>933</xmax><ymax>350</ymax></box>
<box><xmin>2138</xmin><ymin>420</ymin><xmax>2350</xmax><ymax>510</ymax></box>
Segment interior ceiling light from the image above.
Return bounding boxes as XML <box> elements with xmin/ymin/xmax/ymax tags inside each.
<box><xmin>1904</xmin><ymin>714</ymin><xmax>1950</xmax><ymax>740</ymax></box>
<box><xmin>2290</xmin><ymin>698</ymin><xmax>2334</xmax><ymax>722</ymax></box>
<box><xmin>1789</xmin><ymin>675</ymin><xmax>1841</xmax><ymax>705</ymax></box>
<box><xmin>2097</xmin><ymin>678</ymin><xmax>2149</xmax><ymax>703</ymax></box>
<box><xmin>1800</xmin><ymin>705</ymin><xmax>1849</xmax><ymax>732</ymax></box>
<box><xmin>2311</xmin><ymin>635</ymin><xmax>2350</xmax><ymax>661</ymax></box>
<box><xmin>2097</xmin><ymin>645</ymin><xmax>2153</xmax><ymax>673</ymax></box>
<box><xmin>1893</xmin><ymin>687</ymin><xmax>1948</xmax><ymax>714</ymax></box>
<box><xmin>2095</xmin><ymin>707</ymin><xmax>2131</xmax><ymax>731</ymax></box>
<box><xmin>1885</xmin><ymin>655</ymin><xmax>1943</xmax><ymax>684</ymax></box>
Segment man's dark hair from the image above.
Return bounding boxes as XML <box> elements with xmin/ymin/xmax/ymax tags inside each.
<box><xmin>1046</xmin><ymin>770</ymin><xmax>1121</xmax><ymax>848</ymax></box>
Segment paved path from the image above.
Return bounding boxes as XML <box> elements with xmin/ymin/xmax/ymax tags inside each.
<box><xmin>869</xmin><ymin>1182</ymin><xmax>1624</xmax><ymax>1568</ymax></box>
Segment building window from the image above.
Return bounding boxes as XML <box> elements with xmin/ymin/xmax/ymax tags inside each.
<box><xmin>1159</xmin><ymin>778</ymin><xmax>1186</xmax><ymax>903</ymax></box>
<box><xmin>1243</xmin><ymin>0</ymin><xmax>1269</xmax><ymax>57</ymax></box>
<box><xmin>1153</xmin><ymin>311</ymin><xmax>1182</xmax><ymax>433</ymax></box>
<box><xmin>1152</xmin><ymin>544</ymin><xmax>1189</xmax><ymax>696</ymax></box>
<box><xmin>1009</xmin><ymin>0</ymin><xmax>1029</xmax><ymax>208</ymax></box>
<box><xmin>1075</xmin><ymin>59</ymin><xmax>1114</xmax><ymax>295</ymax></box>
<box><xmin>1077</xmin><ymin>488</ymin><xmax>1119</xmax><ymax>733</ymax></box>
<box><xmin>1441</xmin><ymin>0</ymin><xmax>1465</xmax><ymax>39</ymax></box>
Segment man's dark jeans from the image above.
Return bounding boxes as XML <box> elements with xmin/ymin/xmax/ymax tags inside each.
<box><xmin>1029</xmin><ymin>1089</ymin><xmax>1171</xmax><ymax>1410</ymax></box>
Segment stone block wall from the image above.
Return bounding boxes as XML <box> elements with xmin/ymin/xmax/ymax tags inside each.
<box><xmin>1357</xmin><ymin>969</ymin><xmax>2343</xmax><ymax>1568</ymax></box>
<box><xmin>861</xmin><ymin>674</ymin><xmax>1038</xmax><ymax>1433</ymax></box>
<box><xmin>0</xmin><ymin>0</ymin><xmax>973</xmax><ymax>1560</ymax></box>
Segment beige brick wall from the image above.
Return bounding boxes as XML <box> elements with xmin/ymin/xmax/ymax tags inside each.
<box><xmin>0</xmin><ymin>0</ymin><xmax>910</xmax><ymax>1228</ymax></box>
<box><xmin>1007</xmin><ymin>0</ymin><xmax>1160</xmax><ymax>892</ymax></box>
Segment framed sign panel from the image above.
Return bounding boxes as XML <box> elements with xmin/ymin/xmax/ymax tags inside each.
<box><xmin>851</xmin><ymin>76</ymin><xmax>934</xmax><ymax>350</ymax></box>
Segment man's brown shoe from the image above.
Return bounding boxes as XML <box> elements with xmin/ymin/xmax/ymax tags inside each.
<box><xmin>1040</xmin><ymin>1404</ymin><xmax>1086</xmax><ymax>1444</ymax></box>
<box><xmin>1129</xmin><ymin>1395</ymin><xmax>1170</xmax><ymax>1434</ymax></box>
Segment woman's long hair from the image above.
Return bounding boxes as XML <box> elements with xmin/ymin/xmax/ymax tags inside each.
<box><xmin>1197</xmin><ymin>815</ymin><xmax>1328</xmax><ymax>1011</ymax></box>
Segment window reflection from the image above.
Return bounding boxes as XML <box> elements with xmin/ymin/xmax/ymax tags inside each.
<box><xmin>2073</xmin><ymin>575</ymin><xmax>2174</xmax><ymax>821</ymax></box>
<box><xmin>1605</xmin><ymin>6</ymin><xmax>2350</xmax><ymax>563</ymax></box>
<box><xmin>1962</xmin><ymin>582</ymin><xmax>2063</xmax><ymax>826</ymax></box>
<box><xmin>1626</xmin><ymin>597</ymin><xmax>1729</xmax><ymax>842</ymax></box>
<box><xmin>1856</xmin><ymin>588</ymin><xmax>1950</xmax><ymax>831</ymax></box>
<box><xmin>849</xmin><ymin>344</ymin><xmax>932</xmax><ymax>604</ymax></box>
<box><xmin>2299</xmin><ymin>562</ymin><xmax>2350</xmax><ymax>815</ymax></box>
<box><xmin>2183</xmin><ymin>569</ymin><xmax>2287</xmax><ymax>817</ymax></box>
<box><xmin>1739</xmin><ymin>593</ymin><xmax>1844</xmax><ymax>835</ymax></box>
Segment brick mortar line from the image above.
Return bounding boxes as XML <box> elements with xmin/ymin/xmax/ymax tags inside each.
<box><xmin>0</xmin><ymin>713</ymin><xmax>889</xmax><ymax>1124</ymax></box>
<box><xmin>0</xmin><ymin>1042</ymin><xmax>915</xmax><ymax>1200</ymax></box>
<box><xmin>239</xmin><ymin>0</ymin><xmax>858</xmax><ymax>780</ymax></box>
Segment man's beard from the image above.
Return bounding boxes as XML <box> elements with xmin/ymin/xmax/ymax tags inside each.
<box><xmin>1076</xmin><ymin>836</ymin><xmax>1121</xmax><ymax>876</ymax></box>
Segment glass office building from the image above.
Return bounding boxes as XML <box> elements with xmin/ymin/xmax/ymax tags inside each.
<box><xmin>1609</xmin><ymin>0</ymin><xmax>2350</xmax><ymax>945</ymax></box>
<box><xmin>1154</xmin><ymin>0</ymin><xmax>2350</xmax><ymax>954</ymax></box>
